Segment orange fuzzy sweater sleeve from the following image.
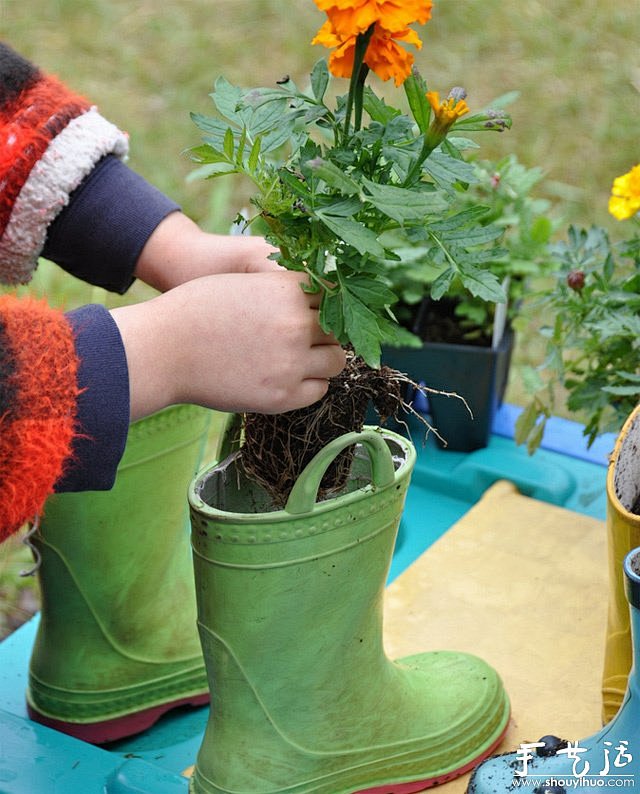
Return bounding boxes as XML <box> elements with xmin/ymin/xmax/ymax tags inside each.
<box><xmin>0</xmin><ymin>295</ymin><xmax>80</xmax><ymax>540</ymax></box>
<box><xmin>0</xmin><ymin>41</ymin><xmax>129</xmax><ymax>539</ymax></box>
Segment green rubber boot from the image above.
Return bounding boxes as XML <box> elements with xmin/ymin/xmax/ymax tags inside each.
<box><xmin>188</xmin><ymin>428</ymin><xmax>510</xmax><ymax>794</ymax></box>
<box><xmin>26</xmin><ymin>404</ymin><xmax>212</xmax><ymax>744</ymax></box>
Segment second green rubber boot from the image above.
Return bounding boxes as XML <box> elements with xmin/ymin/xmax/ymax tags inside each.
<box><xmin>26</xmin><ymin>404</ymin><xmax>212</xmax><ymax>744</ymax></box>
<box><xmin>188</xmin><ymin>428</ymin><xmax>510</xmax><ymax>794</ymax></box>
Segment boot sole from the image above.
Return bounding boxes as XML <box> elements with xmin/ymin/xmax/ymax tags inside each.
<box><xmin>27</xmin><ymin>691</ymin><xmax>210</xmax><ymax>744</ymax></box>
<box><xmin>353</xmin><ymin>719</ymin><xmax>509</xmax><ymax>794</ymax></box>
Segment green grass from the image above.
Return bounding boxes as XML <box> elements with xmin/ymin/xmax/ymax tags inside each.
<box><xmin>1</xmin><ymin>0</ymin><xmax>639</xmax><ymax>631</ymax></box>
<box><xmin>0</xmin><ymin>536</ymin><xmax>40</xmax><ymax>639</ymax></box>
<box><xmin>5</xmin><ymin>0</ymin><xmax>639</xmax><ymax>234</ymax></box>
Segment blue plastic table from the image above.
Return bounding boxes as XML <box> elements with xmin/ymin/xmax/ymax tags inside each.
<box><xmin>0</xmin><ymin>405</ymin><xmax>614</xmax><ymax>793</ymax></box>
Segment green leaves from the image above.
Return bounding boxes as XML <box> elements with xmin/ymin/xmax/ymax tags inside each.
<box><xmin>515</xmin><ymin>222</ymin><xmax>640</xmax><ymax>452</ymax></box>
<box><xmin>396</xmin><ymin>207</ymin><xmax>509</xmax><ymax>304</ymax></box>
<box><xmin>188</xmin><ymin>60</ymin><xmax>527</xmax><ymax>370</ymax></box>
<box><xmin>514</xmin><ymin>400</ymin><xmax>548</xmax><ymax>455</ymax></box>
<box><xmin>306</xmin><ymin>158</ymin><xmax>361</xmax><ymax>196</ymax></box>
<box><xmin>362</xmin><ymin>179</ymin><xmax>448</xmax><ymax>223</ymax></box>
<box><xmin>310</xmin><ymin>59</ymin><xmax>329</xmax><ymax>102</ymax></box>
<box><xmin>188</xmin><ymin>133</ymin><xmax>251</xmax><ymax>180</ymax></box>
<box><xmin>189</xmin><ymin>72</ymin><xmax>332</xmax><ymax>180</ymax></box>
<box><xmin>403</xmin><ymin>69</ymin><xmax>431</xmax><ymax>133</ymax></box>
<box><xmin>319</xmin><ymin>273</ymin><xmax>417</xmax><ymax>368</ymax></box>
<box><xmin>454</xmin><ymin>263</ymin><xmax>506</xmax><ymax>302</ymax></box>
<box><xmin>362</xmin><ymin>88</ymin><xmax>401</xmax><ymax>124</ymax></box>
<box><xmin>211</xmin><ymin>76</ymin><xmax>243</xmax><ymax>122</ymax></box>
<box><xmin>423</xmin><ymin>151</ymin><xmax>478</xmax><ymax>188</ymax></box>
<box><xmin>341</xmin><ymin>289</ymin><xmax>384</xmax><ymax>367</ymax></box>
<box><xmin>314</xmin><ymin>211</ymin><xmax>385</xmax><ymax>258</ymax></box>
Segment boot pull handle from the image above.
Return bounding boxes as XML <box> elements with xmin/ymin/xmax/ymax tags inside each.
<box><xmin>284</xmin><ymin>430</ymin><xmax>396</xmax><ymax>516</ymax></box>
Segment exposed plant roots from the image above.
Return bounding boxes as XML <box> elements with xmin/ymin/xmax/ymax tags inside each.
<box><xmin>239</xmin><ymin>351</ymin><xmax>466</xmax><ymax>507</ymax></box>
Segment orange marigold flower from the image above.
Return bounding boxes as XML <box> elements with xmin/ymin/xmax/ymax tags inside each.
<box><xmin>364</xmin><ymin>27</ymin><xmax>422</xmax><ymax>85</ymax></box>
<box><xmin>609</xmin><ymin>164</ymin><xmax>640</xmax><ymax>221</ymax></box>
<box><xmin>426</xmin><ymin>89</ymin><xmax>470</xmax><ymax>126</ymax></box>
<box><xmin>313</xmin><ymin>21</ymin><xmax>422</xmax><ymax>86</ymax></box>
<box><xmin>312</xmin><ymin>19</ymin><xmax>343</xmax><ymax>50</ymax></box>
<box><xmin>313</xmin><ymin>0</ymin><xmax>433</xmax><ymax>38</ymax></box>
<box><xmin>424</xmin><ymin>88</ymin><xmax>470</xmax><ymax>149</ymax></box>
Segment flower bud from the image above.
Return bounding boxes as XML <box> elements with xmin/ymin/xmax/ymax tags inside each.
<box><xmin>425</xmin><ymin>88</ymin><xmax>470</xmax><ymax>149</ymax></box>
<box><xmin>567</xmin><ymin>270</ymin><xmax>585</xmax><ymax>291</ymax></box>
<box><xmin>447</xmin><ymin>86</ymin><xmax>467</xmax><ymax>103</ymax></box>
<box><xmin>483</xmin><ymin>109</ymin><xmax>509</xmax><ymax>132</ymax></box>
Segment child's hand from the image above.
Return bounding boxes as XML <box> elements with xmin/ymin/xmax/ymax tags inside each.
<box><xmin>134</xmin><ymin>212</ymin><xmax>280</xmax><ymax>291</ymax></box>
<box><xmin>110</xmin><ymin>270</ymin><xmax>345</xmax><ymax>421</ymax></box>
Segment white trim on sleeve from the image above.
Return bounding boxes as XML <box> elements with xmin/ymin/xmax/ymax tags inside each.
<box><xmin>0</xmin><ymin>107</ymin><xmax>129</xmax><ymax>285</ymax></box>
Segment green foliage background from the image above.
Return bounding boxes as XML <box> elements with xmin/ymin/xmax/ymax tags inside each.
<box><xmin>4</xmin><ymin>0</ymin><xmax>638</xmax><ymax>327</ymax></box>
<box><xmin>4</xmin><ymin>0</ymin><xmax>638</xmax><ymax>236</ymax></box>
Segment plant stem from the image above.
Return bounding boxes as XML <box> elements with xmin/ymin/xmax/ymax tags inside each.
<box><xmin>353</xmin><ymin>64</ymin><xmax>370</xmax><ymax>132</ymax></box>
<box><xmin>342</xmin><ymin>25</ymin><xmax>375</xmax><ymax>141</ymax></box>
<box><xmin>404</xmin><ymin>135</ymin><xmax>438</xmax><ymax>187</ymax></box>
<box><xmin>428</xmin><ymin>230</ymin><xmax>459</xmax><ymax>270</ymax></box>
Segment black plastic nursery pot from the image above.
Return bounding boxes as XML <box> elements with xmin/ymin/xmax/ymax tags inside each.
<box><xmin>382</xmin><ymin>325</ymin><xmax>514</xmax><ymax>453</ymax></box>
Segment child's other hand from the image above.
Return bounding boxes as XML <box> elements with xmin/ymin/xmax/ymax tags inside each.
<box><xmin>134</xmin><ymin>213</ymin><xmax>280</xmax><ymax>290</ymax></box>
<box><xmin>110</xmin><ymin>270</ymin><xmax>346</xmax><ymax>421</ymax></box>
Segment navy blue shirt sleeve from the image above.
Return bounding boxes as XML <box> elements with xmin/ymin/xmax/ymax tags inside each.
<box><xmin>42</xmin><ymin>155</ymin><xmax>180</xmax><ymax>294</ymax></box>
<box><xmin>55</xmin><ymin>304</ymin><xmax>130</xmax><ymax>492</ymax></box>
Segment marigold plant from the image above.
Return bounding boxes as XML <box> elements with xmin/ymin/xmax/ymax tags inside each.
<box><xmin>516</xmin><ymin>177</ymin><xmax>640</xmax><ymax>452</ymax></box>
<box><xmin>189</xmin><ymin>2</ymin><xmax>511</xmax><ymax>367</ymax></box>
